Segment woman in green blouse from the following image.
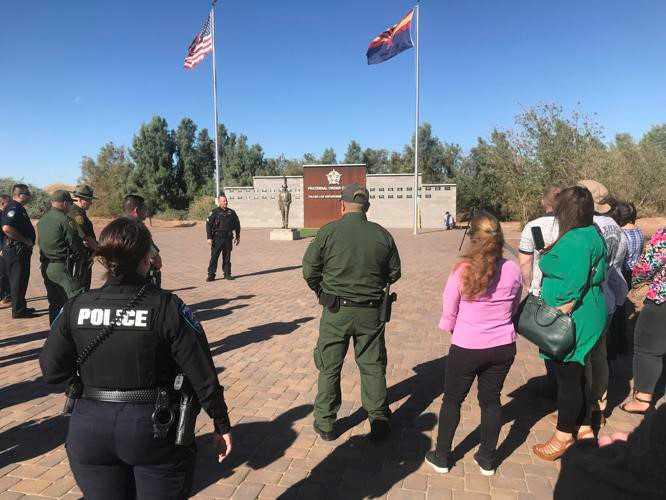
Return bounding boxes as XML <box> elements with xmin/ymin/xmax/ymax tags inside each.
<box><xmin>532</xmin><ymin>186</ymin><xmax>608</xmax><ymax>461</ymax></box>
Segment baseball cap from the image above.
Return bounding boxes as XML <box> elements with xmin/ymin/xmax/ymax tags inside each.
<box><xmin>341</xmin><ymin>183</ymin><xmax>369</xmax><ymax>204</ymax></box>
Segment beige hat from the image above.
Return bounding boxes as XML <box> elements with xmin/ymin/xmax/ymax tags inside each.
<box><xmin>577</xmin><ymin>179</ymin><xmax>611</xmax><ymax>213</ymax></box>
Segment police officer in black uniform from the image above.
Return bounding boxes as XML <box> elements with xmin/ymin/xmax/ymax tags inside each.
<box><xmin>1</xmin><ymin>184</ymin><xmax>37</xmax><ymax>318</ymax></box>
<box><xmin>39</xmin><ymin>218</ymin><xmax>233</xmax><ymax>499</ymax></box>
<box><xmin>0</xmin><ymin>193</ymin><xmax>11</xmax><ymax>306</ymax></box>
<box><xmin>206</xmin><ymin>195</ymin><xmax>240</xmax><ymax>282</ymax></box>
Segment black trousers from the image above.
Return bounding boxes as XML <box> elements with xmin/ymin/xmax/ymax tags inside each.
<box><xmin>633</xmin><ymin>301</ymin><xmax>666</xmax><ymax>394</ymax></box>
<box><xmin>553</xmin><ymin>360</ymin><xmax>591</xmax><ymax>433</ymax></box>
<box><xmin>67</xmin><ymin>399</ymin><xmax>196</xmax><ymax>500</ymax></box>
<box><xmin>4</xmin><ymin>246</ymin><xmax>31</xmax><ymax>316</ymax></box>
<box><xmin>436</xmin><ymin>343</ymin><xmax>516</xmax><ymax>467</ymax></box>
<box><xmin>207</xmin><ymin>237</ymin><xmax>232</xmax><ymax>278</ymax></box>
<box><xmin>0</xmin><ymin>253</ymin><xmax>10</xmax><ymax>299</ymax></box>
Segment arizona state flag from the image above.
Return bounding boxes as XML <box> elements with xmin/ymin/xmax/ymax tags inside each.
<box><xmin>366</xmin><ymin>10</ymin><xmax>414</xmax><ymax>65</ymax></box>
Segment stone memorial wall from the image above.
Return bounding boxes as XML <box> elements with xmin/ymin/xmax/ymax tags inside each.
<box><xmin>223</xmin><ymin>166</ymin><xmax>456</xmax><ymax>229</ymax></box>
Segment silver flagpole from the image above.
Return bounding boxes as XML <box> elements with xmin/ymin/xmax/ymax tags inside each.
<box><xmin>413</xmin><ymin>3</ymin><xmax>420</xmax><ymax>235</ymax></box>
<box><xmin>211</xmin><ymin>1</ymin><xmax>221</xmax><ymax>198</ymax></box>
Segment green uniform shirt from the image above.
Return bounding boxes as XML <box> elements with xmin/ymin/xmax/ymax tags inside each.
<box><xmin>68</xmin><ymin>204</ymin><xmax>96</xmax><ymax>241</ymax></box>
<box><xmin>37</xmin><ymin>208</ymin><xmax>86</xmax><ymax>262</ymax></box>
<box><xmin>302</xmin><ymin>212</ymin><xmax>401</xmax><ymax>301</ymax></box>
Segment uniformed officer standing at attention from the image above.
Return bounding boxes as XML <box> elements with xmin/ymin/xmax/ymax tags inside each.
<box><xmin>302</xmin><ymin>183</ymin><xmax>401</xmax><ymax>441</ymax></box>
<box><xmin>69</xmin><ymin>185</ymin><xmax>98</xmax><ymax>291</ymax></box>
<box><xmin>1</xmin><ymin>184</ymin><xmax>37</xmax><ymax>318</ymax></box>
<box><xmin>39</xmin><ymin>218</ymin><xmax>233</xmax><ymax>500</ymax></box>
<box><xmin>37</xmin><ymin>190</ymin><xmax>86</xmax><ymax>323</ymax></box>
<box><xmin>123</xmin><ymin>194</ymin><xmax>162</xmax><ymax>287</ymax></box>
<box><xmin>206</xmin><ymin>195</ymin><xmax>240</xmax><ymax>282</ymax></box>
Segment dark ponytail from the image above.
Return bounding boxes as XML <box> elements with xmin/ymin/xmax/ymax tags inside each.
<box><xmin>95</xmin><ymin>218</ymin><xmax>152</xmax><ymax>278</ymax></box>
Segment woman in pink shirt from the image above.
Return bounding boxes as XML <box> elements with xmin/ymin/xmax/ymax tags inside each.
<box><xmin>426</xmin><ymin>212</ymin><xmax>522</xmax><ymax>476</ymax></box>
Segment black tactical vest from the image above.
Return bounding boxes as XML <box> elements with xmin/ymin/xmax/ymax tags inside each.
<box><xmin>65</xmin><ymin>281</ymin><xmax>179</xmax><ymax>390</ymax></box>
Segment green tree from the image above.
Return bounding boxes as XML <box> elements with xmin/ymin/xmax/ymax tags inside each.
<box><xmin>174</xmin><ymin>118</ymin><xmax>200</xmax><ymax>203</ymax></box>
<box><xmin>194</xmin><ymin>128</ymin><xmax>216</xmax><ymax>195</ymax></box>
<box><xmin>344</xmin><ymin>141</ymin><xmax>363</xmax><ymax>164</ymax></box>
<box><xmin>302</xmin><ymin>153</ymin><xmax>318</xmax><ymax>164</ymax></box>
<box><xmin>362</xmin><ymin>148</ymin><xmax>389</xmax><ymax>174</ymax></box>
<box><xmin>320</xmin><ymin>148</ymin><xmax>337</xmax><ymax>165</ymax></box>
<box><xmin>79</xmin><ymin>143</ymin><xmax>133</xmax><ymax>216</ymax></box>
<box><xmin>403</xmin><ymin>123</ymin><xmax>461</xmax><ymax>182</ymax></box>
<box><xmin>128</xmin><ymin>116</ymin><xmax>178</xmax><ymax>210</ymax></box>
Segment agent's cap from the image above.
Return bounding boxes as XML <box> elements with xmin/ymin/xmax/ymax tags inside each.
<box><xmin>72</xmin><ymin>184</ymin><xmax>97</xmax><ymax>200</ymax></box>
<box><xmin>51</xmin><ymin>190</ymin><xmax>73</xmax><ymax>203</ymax></box>
<box><xmin>341</xmin><ymin>183</ymin><xmax>369</xmax><ymax>204</ymax></box>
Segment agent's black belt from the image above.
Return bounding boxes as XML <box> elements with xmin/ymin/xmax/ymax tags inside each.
<box><xmin>83</xmin><ymin>387</ymin><xmax>160</xmax><ymax>404</ymax></box>
<box><xmin>339</xmin><ymin>298</ymin><xmax>380</xmax><ymax>308</ymax></box>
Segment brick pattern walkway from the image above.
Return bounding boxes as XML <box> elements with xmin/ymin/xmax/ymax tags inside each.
<box><xmin>0</xmin><ymin>224</ymin><xmax>648</xmax><ymax>499</ymax></box>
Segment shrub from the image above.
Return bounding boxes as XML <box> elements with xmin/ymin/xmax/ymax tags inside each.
<box><xmin>153</xmin><ymin>208</ymin><xmax>188</xmax><ymax>221</ymax></box>
<box><xmin>188</xmin><ymin>195</ymin><xmax>216</xmax><ymax>220</ymax></box>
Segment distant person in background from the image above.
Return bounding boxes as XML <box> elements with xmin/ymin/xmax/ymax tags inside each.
<box><xmin>519</xmin><ymin>186</ymin><xmax>561</xmax><ymax>395</ymax></box>
<box><xmin>577</xmin><ymin>180</ymin><xmax>628</xmax><ymax>421</ymax></box>
<box><xmin>69</xmin><ymin>185</ymin><xmax>98</xmax><ymax>291</ymax></box>
<box><xmin>0</xmin><ymin>194</ymin><xmax>11</xmax><ymax>307</ymax></box>
<box><xmin>532</xmin><ymin>186</ymin><xmax>607</xmax><ymax>461</ymax></box>
<box><xmin>620</xmin><ymin>227</ymin><xmax>665</xmax><ymax>415</ymax></box>
<box><xmin>426</xmin><ymin>212</ymin><xmax>522</xmax><ymax>476</ymax></box>
<box><xmin>444</xmin><ymin>211</ymin><xmax>455</xmax><ymax>230</ymax></box>
<box><xmin>206</xmin><ymin>195</ymin><xmax>241</xmax><ymax>282</ymax></box>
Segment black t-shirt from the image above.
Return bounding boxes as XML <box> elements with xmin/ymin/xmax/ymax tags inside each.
<box><xmin>1</xmin><ymin>200</ymin><xmax>36</xmax><ymax>244</ymax></box>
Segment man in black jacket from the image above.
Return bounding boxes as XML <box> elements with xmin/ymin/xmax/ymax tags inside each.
<box><xmin>206</xmin><ymin>195</ymin><xmax>240</xmax><ymax>282</ymax></box>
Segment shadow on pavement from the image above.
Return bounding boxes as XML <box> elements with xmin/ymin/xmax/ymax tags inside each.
<box><xmin>0</xmin><ymin>416</ymin><xmax>68</xmax><ymax>469</ymax></box>
<box><xmin>0</xmin><ymin>329</ymin><xmax>49</xmax><ymax>348</ymax></box>
<box><xmin>0</xmin><ymin>346</ymin><xmax>42</xmax><ymax>369</ymax></box>
<box><xmin>190</xmin><ymin>405</ymin><xmax>313</xmax><ymax>496</ymax></box>
<box><xmin>233</xmin><ymin>265</ymin><xmax>302</xmax><ymax>280</ymax></box>
<box><xmin>281</xmin><ymin>356</ymin><xmax>446</xmax><ymax>498</ymax></box>
<box><xmin>189</xmin><ymin>295</ymin><xmax>255</xmax><ymax>312</ymax></box>
<box><xmin>1</xmin><ymin>376</ymin><xmax>65</xmax><ymax>412</ymax></box>
<box><xmin>209</xmin><ymin>317</ymin><xmax>315</xmax><ymax>358</ymax></box>
<box><xmin>197</xmin><ymin>304</ymin><xmax>249</xmax><ymax>322</ymax></box>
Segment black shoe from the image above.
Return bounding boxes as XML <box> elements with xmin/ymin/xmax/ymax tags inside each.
<box><xmin>313</xmin><ymin>423</ymin><xmax>336</xmax><ymax>441</ymax></box>
<box><xmin>25</xmin><ymin>307</ymin><xmax>36</xmax><ymax>314</ymax></box>
<box><xmin>473</xmin><ymin>452</ymin><xmax>495</xmax><ymax>476</ymax></box>
<box><xmin>368</xmin><ymin>419</ymin><xmax>391</xmax><ymax>442</ymax></box>
<box><xmin>224</xmin><ymin>274</ymin><xmax>233</xmax><ymax>280</ymax></box>
<box><xmin>12</xmin><ymin>311</ymin><xmax>38</xmax><ymax>319</ymax></box>
<box><xmin>425</xmin><ymin>451</ymin><xmax>450</xmax><ymax>474</ymax></box>
<box><xmin>206</xmin><ymin>276</ymin><xmax>215</xmax><ymax>282</ymax></box>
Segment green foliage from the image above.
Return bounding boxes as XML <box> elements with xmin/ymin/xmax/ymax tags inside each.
<box><xmin>80</xmin><ymin>143</ymin><xmax>132</xmax><ymax>217</ymax></box>
<box><xmin>153</xmin><ymin>208</ymin><xmax>188</xmax><ymax>220</ymax></box>
<box><xmin>344</xmin><ymin>141</ymin><xmax>363</xmax><ymax>164</ymax></box>
<box><xmin>128</xmin><ymin>116</ymin><xmax>179</xmax><ymax>211</ymax></box>
<box><xmin>188</xmin><ymin>195</ymin><xmax>216</xmax><ymax>220</ymax></box>
<box><xmin>320</xmin><ymin>148</ymin><xmax>337</xmax><ymax>165</ymax></box>
<box><xmin>0</xmin><ymin>178</ymin><xmax>50</xmax><ymax>218</ymax></box>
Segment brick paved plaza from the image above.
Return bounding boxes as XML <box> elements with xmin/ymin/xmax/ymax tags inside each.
<box><xmin>0</xmin><ymin>223</ymin><xmax>647</xmax><ymax>499</ymax></box>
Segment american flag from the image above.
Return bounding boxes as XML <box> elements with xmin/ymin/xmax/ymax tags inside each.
<box><xmin>184</xmin><ymin>13</ymin><xmax>213</xmax><ymax>70</ymax></box>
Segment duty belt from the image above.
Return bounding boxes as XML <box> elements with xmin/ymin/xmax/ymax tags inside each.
<box><xmin>339</xmin><ymin>298</ymin><xmax>381</xmax><ymax>308</ymax></box>
<box><xmin>83</xmin><ymin>387</ymin><xmax>160</xmax><ymax>404</ymax></box>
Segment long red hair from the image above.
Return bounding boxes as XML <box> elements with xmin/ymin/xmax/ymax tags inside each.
<box><xmin>457</xmin><ymin>212</ymin><xmax>505</xmax><ymax>299</ymax></box>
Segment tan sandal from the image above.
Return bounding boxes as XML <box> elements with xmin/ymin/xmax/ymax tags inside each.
<box><xmin>533</xmin><ymin>434</ymin><xmax>575</xmax><ymax>461</ymax></box>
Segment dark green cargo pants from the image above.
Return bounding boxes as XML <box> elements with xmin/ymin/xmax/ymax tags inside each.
<box><xmin>313</xmin><ymin>306</ymin><xmax>389</xmax><ymax>432</ymax></box>
<box><xmin>42</xmin><ymin>261</ymin><xmax>84</xmax><ymax>324</ymax></box>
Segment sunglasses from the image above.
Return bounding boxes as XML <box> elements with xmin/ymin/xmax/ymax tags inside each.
<box><xmin>17</xmin><ymin>192</ymin><xmax>31</xmax><ymax>197</ymax></box>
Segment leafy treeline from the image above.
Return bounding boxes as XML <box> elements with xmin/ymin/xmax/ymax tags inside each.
<box><xmin>77</xmin><ymin>104</ymin><xmax>665</xmax><ymax>222</ymax></box>
<box><xmin>0</xmin><ymin>178</ymin><xmax>50</xmax><ymax>218</ymax></box>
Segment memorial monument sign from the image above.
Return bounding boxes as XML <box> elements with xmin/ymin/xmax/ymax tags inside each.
<box><xmin>303</xmin><ymin>164</ymin><xmax>366</xmax><ymax>228</ymax></box>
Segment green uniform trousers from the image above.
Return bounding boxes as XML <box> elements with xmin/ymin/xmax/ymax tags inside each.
<box><xmin>42</xmin><ymin>261</ymin><xmax>84</xmax><ymax>324</ymax></box>
<box><xmin>313</xmin><ymin>306</ymin><xmax>389</xmax><ymax>432</ymax></box>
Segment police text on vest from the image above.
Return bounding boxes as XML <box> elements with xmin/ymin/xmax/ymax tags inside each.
<box><xmin>77</xmin><ymin>308</ymin><xmax>150</xmax><ymax>328</ymax></box>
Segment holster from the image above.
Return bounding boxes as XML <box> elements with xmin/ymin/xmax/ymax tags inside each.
<box><xmin>62</xmin><ymin>376</ymin><xmax>83</xmax><ymax>416</ymax></box>
<box><xmin>318</xmin><ymin>291</ymin><xmax>339</xmax><ymax>313</ymax></box>
<box><xmin>379</xmin><ymin>288</ymin><xmax>398</xmax><ymax>324</ymax></box>
<box><xmin>152</xmin><ymin>387</ymin><xmax>175</xmax><ymax>439</ymax></box>
<box><xmin>174</xmin><ymin>375</ymin><xmax>201</xmax><ymax>446</ymax></box>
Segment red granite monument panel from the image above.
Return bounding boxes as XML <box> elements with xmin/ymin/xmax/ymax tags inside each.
<box><xmin>303</xmin><ymin>164</ymin><xmax>367</xmax><ymax>228</ymax></box>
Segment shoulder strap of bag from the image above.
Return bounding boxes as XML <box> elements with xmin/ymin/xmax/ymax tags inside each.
<box><xmin>75</xmin><ymin>285</ymin><xmax>147</xmax><ymax>370</ymax></box>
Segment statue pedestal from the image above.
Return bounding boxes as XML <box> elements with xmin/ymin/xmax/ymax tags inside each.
<box><xmin>269</xmin><ymin>228</ymin><xmax>300</xmax><ymax>241</ymax></box>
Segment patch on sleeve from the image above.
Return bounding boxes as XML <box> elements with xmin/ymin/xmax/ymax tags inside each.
<box><xmin>6</xmin><ymin>210</ymin><xmax>15</xmax><ymax>218</ymax></box>
<box><xmin>180</xmin><ymin>303</ymin><xmax>203</xmax><ymax>334</ymax></box>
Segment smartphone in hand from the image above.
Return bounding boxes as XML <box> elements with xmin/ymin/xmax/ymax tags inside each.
<box><xmin>531</xmin><ymin>226</ymin><xmax>545</xmax><ymax>251</ymax></box>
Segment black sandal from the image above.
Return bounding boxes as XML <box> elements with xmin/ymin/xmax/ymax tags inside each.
<box><xmin>619</xmin><ymin>394</ymin><xmax>655</xmax><ymax>415</ymax></box>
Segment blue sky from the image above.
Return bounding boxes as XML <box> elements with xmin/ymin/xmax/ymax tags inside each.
<box><xmin>1</xmin><ymin>0</ymin><xmax>665</xmax><ymax>187</ymax></box>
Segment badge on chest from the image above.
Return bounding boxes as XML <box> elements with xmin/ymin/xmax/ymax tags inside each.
<box><xmin>76</xmin><ymin>308</ymin><xmax>153</xmax><ymax>329</ymax></box>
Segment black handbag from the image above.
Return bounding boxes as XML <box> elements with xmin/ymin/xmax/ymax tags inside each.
<box><xmin>515</xmin><ymin>294</ymin><xmax>575</xmax><ymax>360</ymax></box>
<box><xmin>516</xmin><ymin>266</ymin><xmax>596</xmax><ymax>361</ymax></box>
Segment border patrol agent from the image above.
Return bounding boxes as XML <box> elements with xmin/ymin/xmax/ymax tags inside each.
<box><xmin>38</xmin><ymin>190</ymin><xmax>86</xmax><ymax>324</ymax></box>
<box><xmin>69</xmin><ymin>185</ymin><xmax>98</xmax><ymax>291</ymax></box>
<box><xmin>206</xmin><ymin>195</ymin><xmax>241</xmax><ymax>281</ymax></box>
<box><xmin>302</xmin><ymin>183</ymin><xmax>402</xmax><ymax>441</ymax></box>
<box><xmin>39</xmin><ymin>218</ymin><xmax>232</xmax><ymax>500</ymax></box>
<box><xmin>1</xmin><ymin>184</ymin><xmax>37</xmax><ymax>318</ymax></box>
